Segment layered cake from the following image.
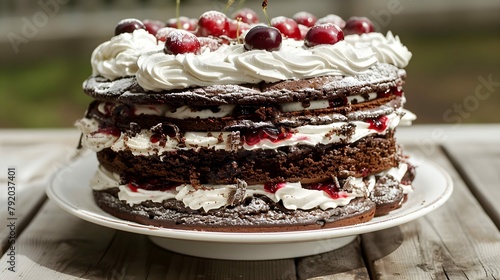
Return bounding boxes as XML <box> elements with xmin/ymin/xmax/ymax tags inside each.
<box><xmin>76</xmin><ymin>8</ymin><xmax>416</xmax><ymax>232</ymax></box>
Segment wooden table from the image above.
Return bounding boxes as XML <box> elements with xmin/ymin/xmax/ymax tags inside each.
<box><xmin>1</xmin><ymin>125</ymin><xmax>499</xmax><ymax>279</ymax></box>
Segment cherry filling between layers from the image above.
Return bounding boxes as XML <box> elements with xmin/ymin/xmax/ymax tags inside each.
<box><xmin>77</xmin><ymin>108</ymin><xmax>410</xmax><ymax>155</ymax></box>
<box><xmin>91</xmin><ymin>163</ymin><xmax>414</xmax><ymax>212</ymax></box>
<box><xmin>265</xmin><ymin>181</ymin><xmax>348</xmax><ymax>199</ymax></box>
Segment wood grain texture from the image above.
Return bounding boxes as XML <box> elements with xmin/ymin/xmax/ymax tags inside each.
<box><xmin>0</xmin><ymin>183</ymin><xmax>47</xmax><ymax>255</ymax></box>
<box><xmin>0</xmin><ymin>200</ymin><xmax>117</xmax><ymax>279</ymax></box>
<box><xmin>443</xmin><ymin>142</ymin><xmax>500</xmax><ymax>228</ymax></box>
<box><xmin>0</xmin><ymin>201</ymin><xmax>297</xmax><ymax>279</ymax></box>
<box><xmin>361</xmin><ymin>145</ymin><xmax>500</xmax><ymax>279</ymax></box>
<box><xmin>295</xmin><ymin>237</ymin><xmax>369</xmax><ymax>280</ymax></box>
<box><xmin>0</xmin><ymin>132</ymin><xmax>79</xmax><ymax>255</ymax></box>
<box><xmin>147</xmin><ymin>249</ymin><xmax>296</xmax><ymax>280</ymax></box>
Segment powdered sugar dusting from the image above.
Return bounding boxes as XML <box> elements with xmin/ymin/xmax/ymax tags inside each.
<box><xmin>117</xmin><ymin>18</ymin><xmax>140</xmax><ymax>25</ymax></box>
<box><xmin>168</xmin><ymin>29</ymin><xmax>193</xmax><ymax>42</ymax></box>
<box><xmin>84</xmin><ymin>63</ymin><xmax>404</xmax><ymax>106</ymax></box>
<box><xmin>199</xmin><ymin>10</ymin><xmax>226</xmax><ymax>21</ymax></box>
<box><xmin>95</xmin><ymin>190</ymin><xmax>376</xmax><ymax>230</ymax></box>
<box><xmin>270</xmin><ymin>16</ymin><xmax>288</xmax><ymax>25</ymax></box>
<box><xmin>317</xmin><ymin>14</ymin><xmax>346</xmax><ymax>28</ymax></box>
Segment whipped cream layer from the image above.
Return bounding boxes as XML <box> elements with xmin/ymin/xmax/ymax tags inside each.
<box><xmin>94</xmin><ymin>92</ymin><xmax>380</xmax><ymax>120</ymax></box>
<box><xmin>76</xmin><ymin>108</ymin><xmax>415</xmax><ymax>155</ymax></box>
<box><xmin>91</xmin><ymin>163</ymin><xmax>412</xmax><ymax>212</ymax></box>
<box><xmin>90</xmin><ymin>30</ymin><xmax>412</xmax><ymax>90</ymax></box>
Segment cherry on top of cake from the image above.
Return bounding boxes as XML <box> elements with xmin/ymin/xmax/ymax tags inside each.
<box><xmin>112</xmin><ymin>8</ymin><xmax>376</xmax><ymax>55</ymax></box>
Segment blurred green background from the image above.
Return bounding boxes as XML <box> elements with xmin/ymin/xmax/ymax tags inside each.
<box><xmin>1</xmin><ymin>0</ymin><xmax>499</xmax><ymax>128</ymax></box>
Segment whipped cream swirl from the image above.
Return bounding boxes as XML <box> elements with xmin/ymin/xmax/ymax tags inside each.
<box><xmin>90</xmin><ymin>29</ymin><xmax>413</xmax><ymax>90</ymax></box>
<box><xmin>91</xmin><ymin>29</ymin><xmax>159</xmax><ymax>80</ymax></box>
<box><xmin>136</xmin><ymin>39</ymin><xmax>378</xmax><ymax>91</ymax></box>
<box><xmin>344</xmin><ymin>31</ymin><xmax>412</xmax><ymax>68</ymax></box>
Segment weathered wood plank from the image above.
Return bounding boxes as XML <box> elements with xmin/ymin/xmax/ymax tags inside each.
<box><xmin>296</xmin><ymin>237</ymin><xmax>369</xmax><ymax>280</ymax></box>
<box><xmin>148</xmin><ymin>248</ymin><xmax>297</xmax><ymax>280</ymax></box>
<box><xmin>443</xmin><ymin>142</ymin><xmax>500</xmax><ymax>228</ymax></box>
<box><xmin>0</xmin><ymin>132</ymin><xmax>79</xmax><ymax>254</ymax></box>
<box><xmin>0</xmin><ymin>200</ymin><xmax>117</xmax><ymax>278</ymax></box>
<box><xmin>361</xmin><ymin>145</ymin><xmax>500</xmax><ymax>279</ymax></box>
<box><xmin>0</xmin><ymin>200</ymin><xmax>297</xmax><ymax>279</ymax></box>
<box><xmin>0</xmin><ymin>182</ymin><xmax>46</xmax><ymax>255</ymax></box>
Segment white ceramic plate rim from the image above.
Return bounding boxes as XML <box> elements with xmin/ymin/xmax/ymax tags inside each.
<box><xmin>46</xmin><ymin>153</ymin><xmax>453</xmax><ymax>244</ymax></box>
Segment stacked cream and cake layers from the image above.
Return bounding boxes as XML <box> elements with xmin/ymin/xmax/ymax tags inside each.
<box><xmin>77</xmin><ymin>28</ymin><xmax>414</xmax><ymax>214</ymax></box>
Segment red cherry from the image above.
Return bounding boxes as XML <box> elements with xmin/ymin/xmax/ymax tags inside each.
<box><xmin>143</xmin><ymin>19</ymin><xmax>165</xmax><ymax>36</ymax></box>
<box><xmin>232</xmin><ymin>8</ymin><xmax>259</xmax><ymax>24</ymax></box>
<box><xmin>292</xmin><ymin>11</ymin><xmax>317</xmax><ymax>28</ymax></box>
<box><xmin>271</xmin><ymin>16</ymin><xmax>302</xmax><ymax>40</ymax></box>
<box><xmin>115</xmin><ymin>18</ymin><xmax>146</xmax><ymax>35</ymax></box>
<box><xmin>344</xmin><ymin>17</ymin><xmax>375</xmax><ymax>35</ymax></box>
<box><xmin>155</xmin><ymin>27</ymin><xmax>177</xmax><ymax>42</ymax></box>
<box><xmin>166</xmin><ymin>16</ymin><xmax>197</xmax><ymax>31</ymax></box>
<box><xmin>197</xmin><ymin>11</ymin><xmax>229</xmax><ymax>37</ymax></box>
<box><xmin>298</xmin><ymin>24</ymin><xmax>309</xmax><ymax>40</ymax></box>
<box><xmin>164</xmin><ymin>29</ymin><xmax>201</xmax><ymax>55</ymax></box>
<box><xmin>316</xmin><ymin>14</ymin><xmax>346</xmax><ymax>28</ymax></box>
<box><xmin>304</xmin><ymin>23</ymin><xmax>344</xmax><ymax>48</ymax></box>
<box><xmin>227</xmin><ymin>19</ymin><xmax>251</xmax><ymax>39</ymax></box>
<box><xmin>244</xmin><ymin>26</ymin><xmax>282</xmax><ymax>51</ymax></box>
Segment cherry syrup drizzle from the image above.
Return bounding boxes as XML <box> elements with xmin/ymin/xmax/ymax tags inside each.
<box><xmin>366</xmin><ymin>115</ymin><xmax>389</xmax><ymax>133</ymax></box>
<box><xmin>96</xmin><ymin>127</ymin><xmax>121</xmax><ymax>137</ymax></box>
<box><xmin>150</xmin><ymin>134</ymin><xmax>161</xmax><ymax>143</ymax></box>
<box><xmin>264</xmin><ymin>182</ymin><xmax>286</xmax><ymax>193</ymax></box>
<box><xmin>304</xmin><ymin>182</ymin><xmax>347</xmax><ymax>199</ymax></box>
<box><xmin>264</xmin><ymin>181</ymin><xmax>347</xmax><ymax>200</ymax></box>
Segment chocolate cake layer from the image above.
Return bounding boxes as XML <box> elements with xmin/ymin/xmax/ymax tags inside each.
<box><xmin>370</xmin><ymin>175</ymin><xmax>405</xmax><ymax>216</ymax></box>
<box><xmin>93</xmin><ymin>189</ymin><xmax>377</xmax><ymax>232</ymax></box>
<box><xmin>96</xmin><ymin>133</ymin><xmax>399</xmax><ymax>185</ymax></box>
<box><xmin>83</xmin><ymin>63</ymin><xmax>405</xmax><ymax>106</ymax></box>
